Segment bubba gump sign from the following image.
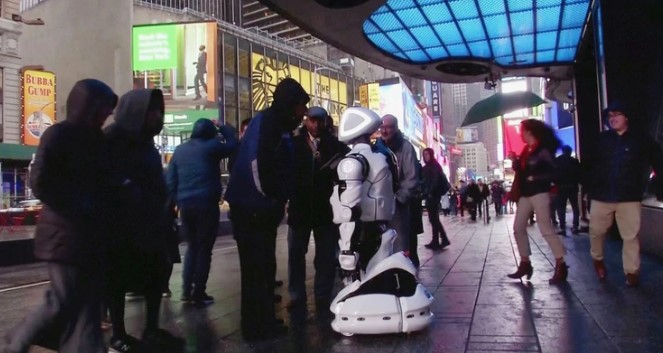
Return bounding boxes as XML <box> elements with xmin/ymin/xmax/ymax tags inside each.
<box><xmin>21</xmin><ymin>70</ymin><xmax>56</xmax><ymax>146</ymax></box>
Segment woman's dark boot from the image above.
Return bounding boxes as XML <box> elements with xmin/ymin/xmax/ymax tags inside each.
<box><xmin>507</xmin><ymin>261</ymin><xmax>533</xmax><ymax>280</ymax></box>
<box><xmin>548</xmin><ymin>262</ymin><xmax>569</xmax><ymax>284</ymax></box>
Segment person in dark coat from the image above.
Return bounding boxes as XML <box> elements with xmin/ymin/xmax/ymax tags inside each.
<box><xmin>584</xmin><ymin>102</ymin><xmax>663</xmax><ymax>287</ymax></box>
<box><xmin>490</xmin><ymin>181</ymin><xmax>505</xmax><ymax>216</ymax></box>
<box><xmin>167</xmin><ymin>118</ymin><xmax>237</xmax><ymax>305</ymax></box>
<box><xmin>225</xmin><ymin>78</ymin><xmax>310</xmax><ymax>341</ymax></box>
<box><xmin>508</xmin><ymin>119</ymin><xmax>567</xmax><ymax>284</ymax></box>
<box><xmin>105</xmin><ymin>89</ymin><xmax>184</xmax><ymax>352</ymax></box>
<box><xmin>286</xmin><ymin>107</ymin><xmax>349</xmax><ymax>315</ymax></box>
<box><xmin>421</xmin><ymin>148</ymin><xmax>451</xmax><ymax>250</ymax></box>
<box><xmin>465</xmin><ymin>179</ymin><xmax>482</xmax><ymax>221</ymax></box>
<box><xmin>5</xmin><ymin>79</ymin><xmax>118</xmax><ymax>353</ymax></box>
<box><xmin>555</xmin><ymin>145</ymin><xmax>581</xmax><ymax>235</ymax></box>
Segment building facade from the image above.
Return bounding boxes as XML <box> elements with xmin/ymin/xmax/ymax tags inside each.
<box><xmin>458</xmin><ymin>142</ymin><xmax>488</xmax><ymax>181</ymax></box>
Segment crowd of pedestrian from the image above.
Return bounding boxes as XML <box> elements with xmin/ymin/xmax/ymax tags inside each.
<box><xmin>5</xmin><ymin>72</ymin><xmax>662</xmax><ymax>353</ymax></box>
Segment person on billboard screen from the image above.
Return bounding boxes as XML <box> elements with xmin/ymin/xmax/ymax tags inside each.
<box><xmin>193</xmin><ymin>45</ymin><xmax>208</xmax><ymax>100</ymax></box>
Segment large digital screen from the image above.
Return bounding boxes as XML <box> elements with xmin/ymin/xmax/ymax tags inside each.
<box><xmin>132</xmin><ymin>22</ymin><xmax>218</xmax><ymax>135</ymax></box>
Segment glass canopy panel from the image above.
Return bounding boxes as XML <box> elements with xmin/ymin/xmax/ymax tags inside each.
<box><xmin>364</xmin><ymin>0</ymin><xmax>590</xmax><ymax>66</ymax></box>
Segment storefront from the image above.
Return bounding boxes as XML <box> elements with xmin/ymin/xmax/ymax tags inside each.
<box><xmin>131</xmin><ymin>21</ymin><xmax>364</xmax><ymax>158</ymax></box>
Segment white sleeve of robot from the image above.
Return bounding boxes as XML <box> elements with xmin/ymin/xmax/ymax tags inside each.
<box><xmin>334</xmin><ymin>156</ymin><xmax>366</xmax><ymax>274</ymax></box>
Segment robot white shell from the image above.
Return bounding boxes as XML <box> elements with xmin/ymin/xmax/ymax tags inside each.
<box><xmin>328</xmin><ymin>107</ymin><xmax>434</xmax><ymax>336</ymax></box>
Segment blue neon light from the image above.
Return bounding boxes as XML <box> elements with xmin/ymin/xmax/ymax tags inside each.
<box><xmin>363</xmin><ymin>0</ymin><xmax>591</xmax><ymax>66</ymax></box>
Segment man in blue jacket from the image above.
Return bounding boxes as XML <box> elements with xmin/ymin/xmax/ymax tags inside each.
<box><xmin>225</xmin><ymin>78</ymin><xmax>309</xmax><ymax>341</ymax></box>
<box><xmin>585</xmin><ymin>102</ymin><xmax>663</xmax><ymax>287</ymax></box>
<box><xmin>166</xmin><ymin>119</ymin><xmax>237</xmax><ymax>305</ymax></box>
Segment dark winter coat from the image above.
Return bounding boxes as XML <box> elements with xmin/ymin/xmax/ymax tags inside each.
<box><xmin>513</xmin><ymin>147</ymin><xmax>557</xmax><ymax>197</ymax></box>
<box><xmin>422</xmin><ymin>159</ymin><xmax>450</xmax><ymax>208</ymax></box>
<box><xmin>166</xmin><ymin>119</ymin><xmax>238</xmax><ymax>208</ymax></box>
<box><xmin>225</xmin><ymin>79</ymin><xmax>310</xmax><ymax>230</ymax></box>
<box><xmin>287</xmin><ymin>129</ymin><xmax>349</xmax><ymax>228</ymax></box>
<box><xmin>584</xmin><ymin>130</ymin><xmax>663</xmax><ymax>202</ymax></box>
<box><xmin>555</xmin><ymin>153</ymin><xmax>581</xmax><ymax>191</ymax></box>
<box><xmin>31</xmin><ymin>79</ymin><xmax>120</xmax><ymax>266</ymax></box>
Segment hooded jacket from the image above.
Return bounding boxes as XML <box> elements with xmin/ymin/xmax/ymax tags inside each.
<box><xmin>225</xmin><ymin>78</ymin><xmax>309</xmax><ymax>224</ymax></box>
<box><xmin>105</xmin><ymin>89</ymin><xmax>168</xmax><ymax>251</ymax></box>
<box><xmin>166</xmin><ymin>118</ymin><xmax>238</xmax><ymax>208</ymax></box>
<box><xmin>31</xmin><ymin>79</ymin><xmax>119</xmax><ymax>265</ymax></box>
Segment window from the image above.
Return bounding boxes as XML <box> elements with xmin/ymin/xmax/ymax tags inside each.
<box><xmin>223</xmin><ymin>34</ymin><xmax>237</xmax><ymax>74</ymax></box>
<box><xmin>238</xmin><ymin>39</ymin><xmax>250</xmax><ymax>78</ymax></box>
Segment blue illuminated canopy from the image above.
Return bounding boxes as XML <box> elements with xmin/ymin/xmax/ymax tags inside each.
<box><xmin>363</xmin><ymin>0</ymin><xmax>591</xmax><ymax>67</ymax></box>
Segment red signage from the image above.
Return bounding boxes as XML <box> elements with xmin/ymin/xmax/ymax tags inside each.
<box><xmin>503</xmin><ymin>118</ymin><xmax>526</xmax><ymax>157</ymax></box>
<box><xmin>451</xmin><ymin>147</ymin><xmax>463</xmax><ymax>156</ymax></box>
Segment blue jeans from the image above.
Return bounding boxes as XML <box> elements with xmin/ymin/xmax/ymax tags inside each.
<box><xmin>181</xmin><ymin>203</ymin><xmax>219</xmax><ymax>298</ymax></box>
<box><xmin>287</xmin><ymin>224</ymin><xmax>339</xmax><ymax>306</ymax></box>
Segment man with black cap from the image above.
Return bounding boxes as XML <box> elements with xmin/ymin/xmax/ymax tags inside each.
<box><xmin>584</xmin><ymin>101</ymin><xmax>663</xmax><ymax>287</ymax></box>
<box><xmin>225</xmin><ymin>78</ymin><xmax>310</xmax><ymax>341</ymax></box>
<box><xmin>286</xmin><ymin>107</ymin><xmax>349</xmax><ymax>317</ymax></box>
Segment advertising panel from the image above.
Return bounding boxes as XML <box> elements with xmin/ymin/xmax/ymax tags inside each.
<box><xmin>21</xmin><ymin>70</ymin><xmax>56</xmax><ymax>146</ymax></box>
<box><xmin>402</xmin><ymin>84</ymin><xmax>424</xmax><ymax>144</ymax></box>
<box><xmin>430</xmin><ymin>81</ymin><xmax>441</xmax><ymax>121</ymax></box>
<box><xmin>132</xmin><ymin>22</ymin><xmax>218</xmax><ymax>134</ymax></box>
<box><xmin>455</xmin><ymin>127</ymin><xmax>479</xmax><ymax>144</ymax></box>
<box><xmin>250</xmin><ymin>53</ymin><xmax>348</xmax><ymax>125</ymax></box>
<box><xmin>378</xmin><ymin>83</ymin><xmax>404</xmax><ymax>127</ymax></box>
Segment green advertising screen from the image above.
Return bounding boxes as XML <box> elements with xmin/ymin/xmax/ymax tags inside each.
<box><xmin>132</xmin><ymin>24</ymin><xmax>179</xmax><ymax>71</ymax></box>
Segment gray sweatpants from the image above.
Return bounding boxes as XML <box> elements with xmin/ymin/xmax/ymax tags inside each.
<box><xmin>5</xmin><ymin>262</ymin><xmax>105</xmax><ymax>353</ymax></box>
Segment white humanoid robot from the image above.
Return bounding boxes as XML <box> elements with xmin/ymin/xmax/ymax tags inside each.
<box><xmin>329</xmin><ymin>107</ymin><xmax>433</xmax><ymax>336</ymax></box>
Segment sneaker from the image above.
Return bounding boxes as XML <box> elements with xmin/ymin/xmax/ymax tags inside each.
<box><xmin>162</xmin><ymin>290</ymin><xmax>172</xmax><ymax>298</ymax></box>
<box><xmin>192</xmin><ymin>293</ymin><xmax>214</xmax><ymax>305</ymax></box>
<box><xmin>109</xmin><ymin>335</ymin><xmax>144</xmax><ymax>353</ymax></box>
<box><xmin>440</xmin><ymin>240</ymin><xmax>451</xmax><ymax>249</ymax></box>
<box><xmin>142</xmin><ymin>329</ymin><xmax>184</xmax><ymax>351</ymax></box>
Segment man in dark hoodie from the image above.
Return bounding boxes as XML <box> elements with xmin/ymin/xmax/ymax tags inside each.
<box><xmin>225</xmin><ymin>78</ymin><xmax>309</xmax><ymax>341</ymax></box>
<box><xmin>5</xmin><ymin>79</ymin><xmax>118</xmax><ymax>353</ymax></box>
<box><xmin>166</xmin><ymin>118</ymin><xmax>237</xmax><ymax>305</ymax></box>
<box><xmin>286</xmin><ymin>107</ymin><xmax>349</xmax><ymax>315</ymax></box>
<box><xmin>105</xmin><ymin>89</ymin><xmax>184</xmax><ymax>352</ymax></box>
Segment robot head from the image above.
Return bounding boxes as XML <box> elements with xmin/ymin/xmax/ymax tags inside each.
<box><xmin>338</xmin><ymin>107</ymin><xmax>381</xmax><ymax>144</ymax></box>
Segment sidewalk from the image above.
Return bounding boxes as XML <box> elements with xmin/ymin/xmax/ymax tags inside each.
<box><xmin>1</xmin><ymin>213</ymin><xmax>662</xmax><ymax>353</ymax></box>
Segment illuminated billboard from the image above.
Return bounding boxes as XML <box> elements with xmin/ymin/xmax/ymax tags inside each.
<box><xmin>132</xmin><ymin>22</ymin><xmax>218</xmax><ymax>134</ymax></box>
<box><xmin>250</xmin><ymin>53</ymin><xmax>348</xmax><ymax>125</ymax></box>
<box><xmin>21</xmin><ymin>70</ymin><xmax>56</xmax><ymax>146</ymax></box>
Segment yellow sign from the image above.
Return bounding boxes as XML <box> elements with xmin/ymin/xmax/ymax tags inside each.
<box><xmin>368</xmin><ymin>83</ymin><xmax>380</xmax><ymax>112</ymax></box>
<box><xmin>359</xmin><ymin>84</ymin><xmax>368</xmax><ymax>107</ymax></box>
<box><xmin>22</xmin><ymin>70</ymin><xmax>56</xmax><ymax>146</ymax></box>
<box><xmin>250</xmin><ymin>53</ymin><xmax>349</xmax><ymax>125</ymax></box>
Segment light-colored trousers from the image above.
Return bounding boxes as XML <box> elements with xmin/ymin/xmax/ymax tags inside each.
<box><xmin>514</xmin><ymin>192</ymin><xmax>566</xmax><ymax>259</ymax></box>
<box><xmin>589</xmin><ymin>200</ymin><xmax>641</xmax><ymax>274</ymax></box>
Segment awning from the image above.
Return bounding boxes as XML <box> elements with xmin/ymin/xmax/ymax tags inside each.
<box><xmin>0</xmin><ymin>143</ymin><xmax>37</xmax><ymax>161</ymax></box>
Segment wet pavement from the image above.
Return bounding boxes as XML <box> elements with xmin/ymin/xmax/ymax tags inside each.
<box><xmin>1</xmin><ymin>212</ymin><xmax>663</xmax><ymax>353</ymax></box>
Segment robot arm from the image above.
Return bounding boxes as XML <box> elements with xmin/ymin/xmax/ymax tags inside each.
<box><xmin>332</xmin><ymin>156</ymin><xmax>367</xmax><ymax>278</ymax></box>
